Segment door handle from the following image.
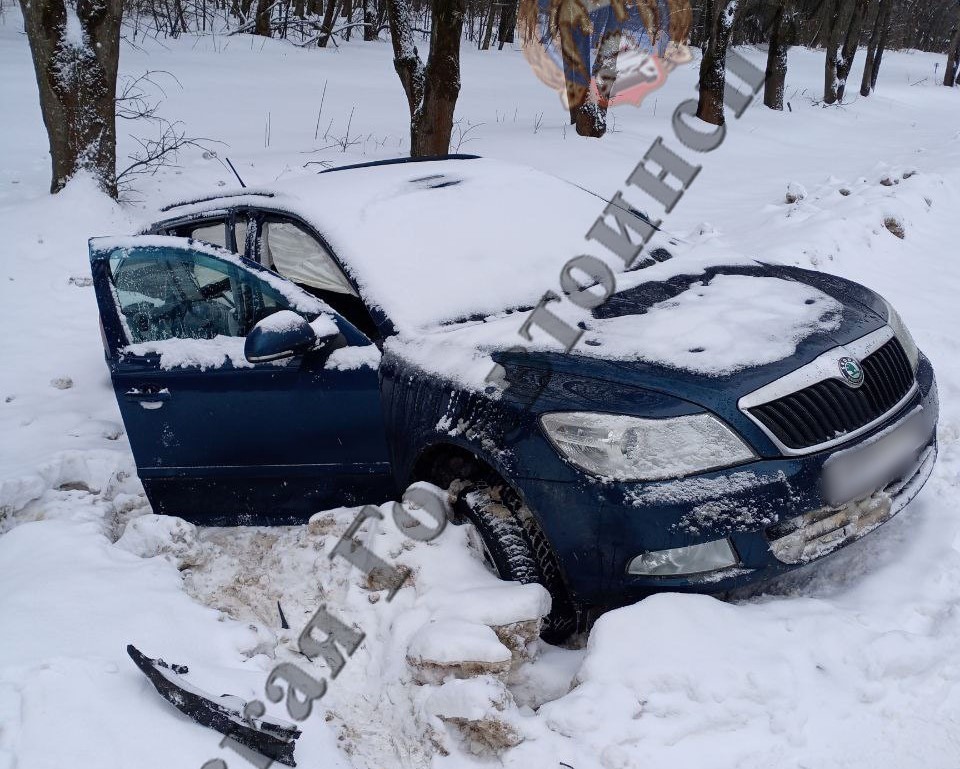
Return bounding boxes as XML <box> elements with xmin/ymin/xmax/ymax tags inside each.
<box><xmin>124</xmin><ymin>388</ymin><xmax>171</xmax><ymax>409</ymax></box>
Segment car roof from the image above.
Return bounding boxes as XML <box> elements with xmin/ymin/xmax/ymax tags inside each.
<box><xmin>157</xmin><ymin>154</ymin><xmax>482</xmax><ymax>213</ymax></box>
<box><xmin>154</xmin><ymin>156</ymin><xmax>607</xmax><ymax>332</ymax></box>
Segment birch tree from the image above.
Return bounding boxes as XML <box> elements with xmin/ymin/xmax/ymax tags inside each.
<box><xmin>20</xmin><ymin>0</ymin><xmax>124</xmax><ymax>198</ymax></box>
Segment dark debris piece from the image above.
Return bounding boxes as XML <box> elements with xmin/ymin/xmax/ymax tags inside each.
<box><xmin>127</xmin><ymin>644</ymin><xmax>301</xmax><ymax>766</ymax></box>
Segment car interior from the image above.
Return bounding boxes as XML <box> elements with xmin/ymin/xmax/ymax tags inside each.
<box><xmin>110</xmin><ymin>249</ymin><xmax>295</xmax><ymax>345</ymax></box>
<box><xmin>174</xmin><ymin>214</ymin><xmax>381</xmax><ymax>341</ymax></box>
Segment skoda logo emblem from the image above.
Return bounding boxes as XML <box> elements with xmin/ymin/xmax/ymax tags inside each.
<box><xmin>838</xmin><ymin>356</ymin><xmax>865</xmax><ymax>388</ymax></box>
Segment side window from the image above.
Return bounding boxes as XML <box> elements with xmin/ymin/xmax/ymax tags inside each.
<box><xmin>261</xmin><ymin>220</ymin><xmax>357</xmax><ymax>297</ymax></box>
<box><xmin>184</xmin><ymin>220</ymin><xmax>228</xmax><ymax>249</ymax></box>
<box><xmin>108</xmin><ymin>248</ymin><xmax>301</xmax><ymax>345</ymax></box>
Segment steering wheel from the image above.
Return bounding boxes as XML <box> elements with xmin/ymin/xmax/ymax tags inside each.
<box><xmin>124</xmin><ymin>301</ymin><xmax>179</xmax><ymax>341</ymax></box>
<box><xmin>125</xmin><ymin>298</ymin><xmax>219</xmax><ymax>341</ymax></box>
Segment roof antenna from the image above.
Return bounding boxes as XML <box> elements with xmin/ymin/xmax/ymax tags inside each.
<box><xmin>224</xmin><ymin>157</ymin><xmax>247</xmax><ymax>188</ymax></box>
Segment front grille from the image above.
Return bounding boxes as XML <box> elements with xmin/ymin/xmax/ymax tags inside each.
<box><xmin>749</xmin><ymin>338</ymin><xmax>915</xmax><ymax>451</ymax></box>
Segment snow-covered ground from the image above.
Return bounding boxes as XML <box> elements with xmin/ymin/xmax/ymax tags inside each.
<box><xmin>2</xmin><ymin>10</ymin><xmax>960</xmax><ymax>769</ymax></box>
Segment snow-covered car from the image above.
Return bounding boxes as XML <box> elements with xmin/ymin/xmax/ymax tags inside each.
<box><xmin>89</xmin><ymin>155</ymin><xmax>938</xmax><ymax>639</ymax></box>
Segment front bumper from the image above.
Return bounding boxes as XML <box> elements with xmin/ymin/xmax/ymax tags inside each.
<box><xmin>516</xmin><ymin>362</ymin><xmax>939</xmax><ymax>606</ymax></box>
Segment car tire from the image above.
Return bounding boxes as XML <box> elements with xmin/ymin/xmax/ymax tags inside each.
<box><xmin>455</xmin><ymin>481</ymin><xmax>577</xmax><ymax>643</ymax></box>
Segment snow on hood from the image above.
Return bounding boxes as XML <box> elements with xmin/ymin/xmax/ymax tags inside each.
<box><xmin>579</xmin><ymin>273</ymin><xmax>842</xmax><ymax>375</ymax></box>
<box><xmin>385</xmin><ymin>258</ymin><xmax>844</xmax><ymax>389</ymax></box>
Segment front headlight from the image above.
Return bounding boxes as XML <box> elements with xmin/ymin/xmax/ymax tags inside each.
<box><xmin>540</xmin><ymin>412</ymin><xmax>755</xmax><ymax>481</ymax></box>
<box><xmin>884</xmin><ymin>300</ymin><xmax>920</xmax><ymax>371</ymax></box>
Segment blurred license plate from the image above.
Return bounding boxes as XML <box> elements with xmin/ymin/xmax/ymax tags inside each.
<box><xmin>823</xmin><ymin>407</ymin><xmax>933</xmax><ymax>506</ymax></box>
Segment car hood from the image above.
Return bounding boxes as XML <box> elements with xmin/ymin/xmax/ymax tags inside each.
<box><xmin>490</xmin><ymin>263</ymin><xmax>889</xmax><ymax>415</ymax></box>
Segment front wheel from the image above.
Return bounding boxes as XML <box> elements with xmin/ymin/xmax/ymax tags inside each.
<box><xmin>455</xmin><ymin>482</ymin><xmax>577</xmax><ymax>643</ymax></box>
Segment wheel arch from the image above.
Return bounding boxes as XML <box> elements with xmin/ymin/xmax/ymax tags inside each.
<box><xmin>409</xmin><ymin>439</ymin><xmax>511</xmax><ymax>491</ymax></box>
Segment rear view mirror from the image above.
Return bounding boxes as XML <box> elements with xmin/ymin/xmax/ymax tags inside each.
<box><xmin>245</xmin><ymin>310</ymin><xmax>327</xmax><ymax>363</ymax></box>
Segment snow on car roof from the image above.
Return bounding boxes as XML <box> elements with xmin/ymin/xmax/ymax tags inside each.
<box><xmin>163</xmin><ymin>157</ymin><xmax>606</xmax><ymax>331</ymax></box>
<box><xmin>156</xmin><ymin>159</ymin><xmax>844</xmax><ymax>388</ymax></box>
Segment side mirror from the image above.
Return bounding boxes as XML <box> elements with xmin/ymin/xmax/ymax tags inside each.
<box><xmin>245</xmin><ymin>311</ymin><xmax>335</xmax><ymax>363</ymax></box>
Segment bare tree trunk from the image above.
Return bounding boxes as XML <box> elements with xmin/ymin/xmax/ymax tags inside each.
<box><xmin>363</xmin><ymin>0</ymin><xmax>377</xmax><ymax>38</ymax></box>
<box><xmin>764</xmin><ymin>0</ymin><xmax>788</xmax><ymax>109</ymax></box>
<box><xmin>254</xmin><ymin>0</ymin><xmax>272</xmax><ymax>34</ymax></box>
<box><xmin>860</xmin><ymin>0</ymin><xmax>890</xmax><ymax>95</ymax></box>
<box><xmin>388</xmin><ymin>0</ymin><xmax>425</xmax><ymax>114</ymax></box>
<box><xmin>868</xmin><ymin>0</ymin><xmax>890</xmax><ymax>89</ymax></box>
<box><xmin>835</xmin><ymin>0</ymin><xmax>867</xmax><ymax>101</ymax></box>
<box><xmin>19</xmin><ymin>0</ymin><xmax>123</xmax><ymax>198</ymax></box>
<box><xmin>945</xmin><ymin>12</ymin><xmax>960</xmax><ymax>87</ymax></box>
<box><xmin>480</xmin><ymin>1</ymin><xmax>495</xmax><ymax>49</ymax></box>
<box><xmin>568</xmin><ymin>24</ymin><xmax>621</xmax><ymax>138</ymax></box>
<box><xmin>812</xmin><ymin>0</ymin><xmax>832</xmax><ymax>47</ymax></box>
<box><xmin>172</xmin><ymin>0</ymin><xmax>189</xmax><ymax>33</ymax></box>
<box><xmin>317</xmin><ymin>0</ymin><xmax>339</xmax><ymax>45</ymax></box>
<box><xmin>376</xmin><ymin>0</ymin><xmax>389</xmax><ymax>35</ymax></box>
<box><xmin>561</xmin><ymin>2</ymin><xmax>621</xmax><ymax>138</ymax></box>
<box><xmin>823</xmin><ymin>0</ymin><xmax>845</xmax><ymax>103</ymax></box>
<box><xmin>388</xmin><ymin>0</ymin><xmax>465</xmax><ymax>156</ymax></box>
<box><xmin>690</xmin><ymin>0</ymin><xmax>711</xmax><ymax>50</ymax></box>
<box><xmin>496</xmin><ymin>0</ymin><xmax>517</xmax><ymax>48</ymax></box>
<box><xmin>697</xmin><ymin>0</ymin><xmax>738</xmax><ymax>125</ymax></box>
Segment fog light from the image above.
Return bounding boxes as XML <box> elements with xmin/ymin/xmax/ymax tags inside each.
<box><xmin>627</xmin><ymin>539</ymin><xmax>738</xmax><ymax>577</ymax></box>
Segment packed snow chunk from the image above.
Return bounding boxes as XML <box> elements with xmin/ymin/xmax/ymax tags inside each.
<box><xmin>583</xmin><ymin>275</ymin><xmax>843</xmax><ymax>374</ymax></box>
<box><xmin>407</xmin><ymin>619</ymin><xmax>512</xmax><ymax>684</ymax></box>
<box><xmin>0</xmin><ymin>450</ymin><xmax>136</xmax><ymax>526</ymax></box>
<box><xmin>123</xmin><ymin>335</ymin><xmax>252</xmax><ymax>371</ymax></box>
<box><xmin>324</xmin><ymin>344</ymin><xmax>381</xmax><ymax>371</ymax></box>
<box><xmin>116</xmin><ymin>514</ymin><xmax>209</xmax><ymax>569</ymax></box>
<box><xmin>423</xmin><ymin>583</ymin><xmax>551</xmax><ymax>666</ymax></box>
<box><xmin>425</xmin><ymin>583</ymin><xmax>551</xmax><ymax>627</ymax></box>
<box><xmin>785</xmin><ymin>182</ymin><xmax>807</xmax><ymax>204</ymax></box>
<box><xmin>421</xmin><ymin>676</ymin><xmax>523</xmax><ymax>755</ymax></box>
<box><xmin>409</xmin><ymin>620</ymin><xmax>512</xmax><ymax>665</ymax></box>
